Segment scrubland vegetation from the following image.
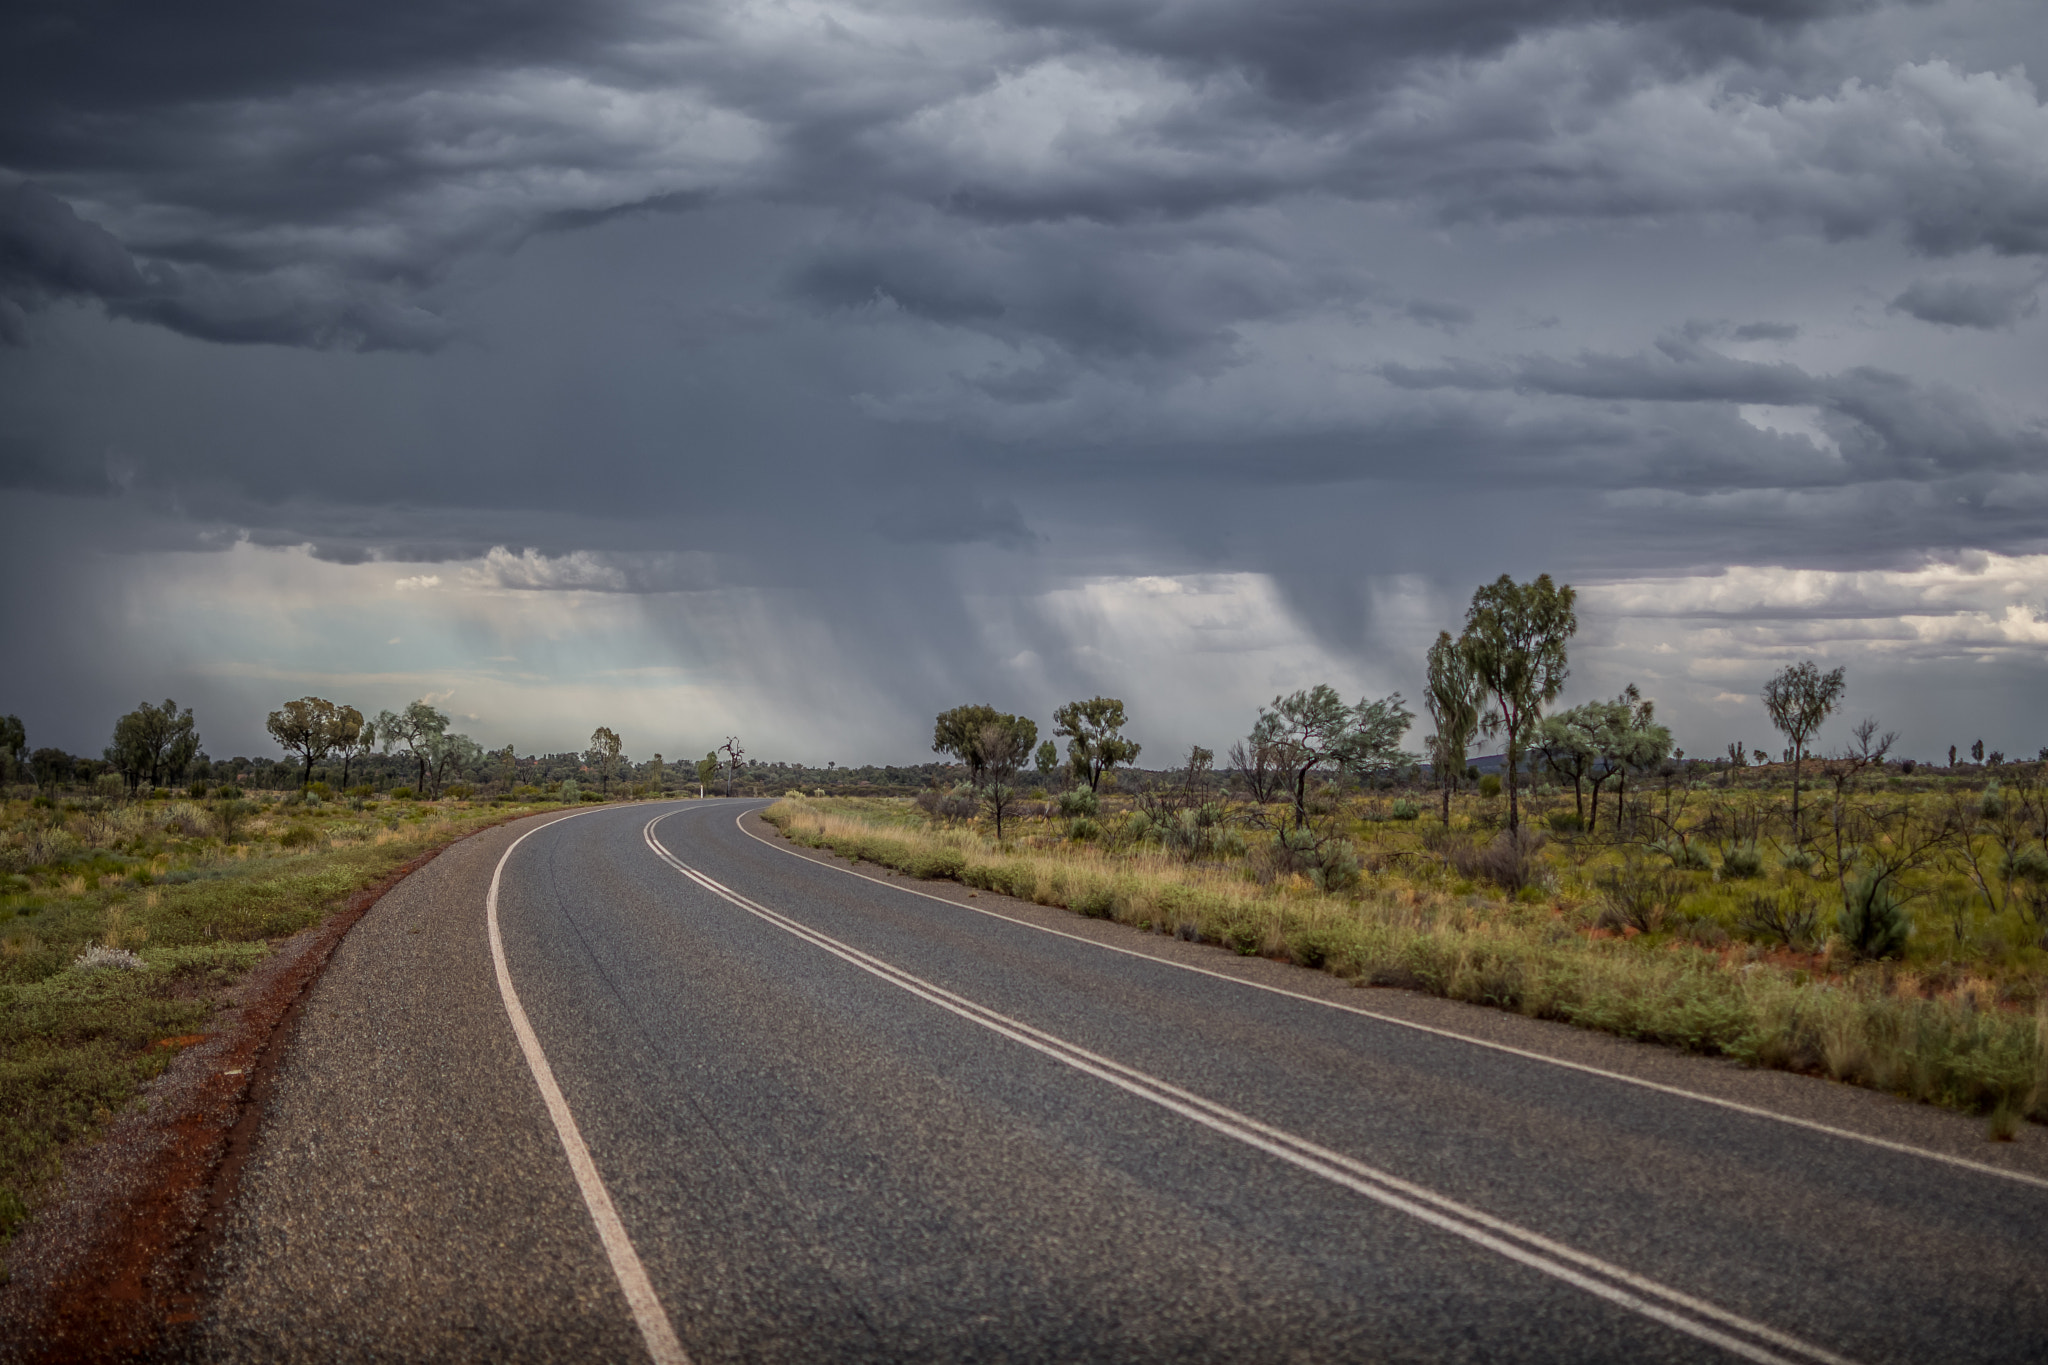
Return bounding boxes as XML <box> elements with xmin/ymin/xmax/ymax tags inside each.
<box><xmin>0</xmin><ymin>781</ymin><xmax>652</xmax><ymax>1242</ymax></box>
<box><xmin>766</xmin><ymin>758</ymin><xmax>2048</xmax><ymax>1140</ymax></box>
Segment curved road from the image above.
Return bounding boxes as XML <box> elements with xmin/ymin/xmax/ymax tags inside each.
<box><xmin>190</xmin><ymin>801</ymin><xmax>2048</xmax><ymax>1363</ymax></box>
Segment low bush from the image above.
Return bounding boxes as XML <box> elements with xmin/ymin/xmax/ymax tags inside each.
<box><xmin>1736</xmin><ymin>890</ymin><xmax>1819</xmax><ymax>950</ymax></box>
<box><xmin>1719</xmin><ymin>844</ymin><xmax>1766</xmax><ymax>879</ymax></box>
<box><xmin>1452</xmin><ymin>828</ymin><xmax>1546</xmax><ymax>894</ymax></box>
<box><xmin>1838</xmin><ymin>870</ymin><xmax>1911</xmax><ymax>960</ymax></box>
<box><xmin>1058</xmin><ymin>787</ymin><xmax>1100</xmax><ymax>819</ymax></box>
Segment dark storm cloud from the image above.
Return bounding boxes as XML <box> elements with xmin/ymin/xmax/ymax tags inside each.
<box><xmin>1889</xmin><ymin>274</ymin><xmax>2042</xmax><ymax>328</ymax></box>
<box><xmin>4</xmin><ymin>0</ymin><xmax>2042</xmax><ymax>359</ymax></box>
<box><xmin>793</xmin><ymin>219</ymin><xmax>1370</xmax><ymax>368</ymax></box>
<box><xmin>1378</xmin><ymin>334</ymin><xmax>2048</xmax><ymax>490</ymax></box>
<box><xmin>5</xmin><ymin>0</ymin><xmax>2048</xmax><ymax>760</ymax></box>
<box><xmin>0</xmin><ymin>179</ymin><xmax>143</xmax><ymax>341</ymax></box>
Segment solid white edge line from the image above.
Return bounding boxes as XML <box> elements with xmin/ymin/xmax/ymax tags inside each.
<box><xmin>736</xmin><ymin>806</ymin><xmax>2048</xmax><ymax>1193</ymax></box>
<box><xmin>489</xmin><ymin>808</ymin><xmax>692</xmax><ymax>1365</ymax></box>
<box><xmin>647</xmin><ymin>816</ymin><xmax>1854</xmax><ymax>1365</ymax></box>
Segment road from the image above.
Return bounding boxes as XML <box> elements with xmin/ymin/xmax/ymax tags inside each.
<box><xmin>189</xmin><ymin>800</ymin><xmax>2048</xmax><ymax>1363</ymax></box>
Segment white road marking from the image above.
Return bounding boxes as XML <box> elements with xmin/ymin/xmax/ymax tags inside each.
<box><xmin>738</xmin><ymin>807</ymin><xmax>2048</xmax><ymax>1193</ymax></box>
<box><xmin>650</xmin><ymin>815</ymin><xmax>1858</xmax><ymax>1365</ymax></box>
<box><xmin>489</xmin><ymin>811</ymin><xmax>692</xmax><ymax>1365</ymax></box>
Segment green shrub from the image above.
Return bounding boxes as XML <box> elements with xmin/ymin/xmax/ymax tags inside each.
<box><xmin>1651</xmin><ymin>838</ymin><xmax>1712</xmax><ymax>871</ymax></box>
<box><xmin>910</xmin><ymin>846</ymin><xmax>966</xmax><ymax>880</ymax></box>
<box><xmin>278</xmin><ymin>824</ymin><xmax>322</xmax><ymax>849</ymax></box>
<box><xmin>1719</xmin><ymin>844</ymin><xmax>1765</xmax><ymax>879</ymax></box>
<box><xmin>1478</xmin><ymin>774</ymin><xmax>1502</xmax><ymax>799</ymax></box>
<box><xmin>1390</xmin><ymin>799</ymin><xmax>1420</xmax><ymax>821</ymax></box>
<box><xmin>558</xmin><ymin>780</ymin><xmax>579</xmax><ymax>803</ymax></box>
<box><xmin>579</xmin><ymin>790</ymin><xmax>606</xmax><ymax>802</ymax></box>
<box><xmin>1736</xmin><ymin>890</ymin><xmax>1819</xmax><ymax>949</ymax></box>
<box><xmin>1546</xmin><ymin>809</ymin><xmax>1584</xmax><ymax>833</ymax></box>
<box><xmin>391</xmin><ymin>786</ymin><xmax>418</xmax><ymax>801</ymax></box>
<box><xmin>308</xmin><ymin>781</ymin><xmax>334</xmax><ymax>799</ymax></box>
<box><xmin>1058</xmin><ymin>788</ymin><xmax>1100</xmax><ymax>819</ymax></box>
<box><xmin>1069</xmin><ymin>816</ymin><xmax>1100</xmax><ymax>842</ymax></box>
<box><xmin>445</xmin><ymin>783</ymin><xmax>475</xmax><ymax>801</ymax></box>
<box><xmin>1838</xmin><ymin>870</ymin><xmax>1911</xmax><ymax>960</ymax></box>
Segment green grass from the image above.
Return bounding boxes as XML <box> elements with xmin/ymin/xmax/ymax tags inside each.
<box><xmin>0</xmin><ymin>788</ymin><xmax>673</xmax><ymax>1241</ymax></box>
<box><xmin>766</xmin><ymin>794</ymin><xmax>2048</xmax><ymax>1133</ymax></box>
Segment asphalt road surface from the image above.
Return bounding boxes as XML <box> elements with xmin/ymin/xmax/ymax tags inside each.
<box><xmin>189</xmin><ymin>800</ymin><xmax>2048</xmax><ymax>1363</ymax></box>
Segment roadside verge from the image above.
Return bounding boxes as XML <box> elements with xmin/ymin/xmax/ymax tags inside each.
<box><xmin>0</xmin><ymin>808</ymin><xmax>568</xmax><ymax>1364</ymax></box>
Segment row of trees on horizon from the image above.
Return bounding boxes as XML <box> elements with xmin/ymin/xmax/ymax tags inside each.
<box><xmin>2</xmin><ymin>572</ymin><xmax>2042</xmax><ymax>804</ymax></box>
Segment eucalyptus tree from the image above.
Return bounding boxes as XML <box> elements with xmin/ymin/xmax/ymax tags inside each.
<box><xmin>1346</xmin><ymin>693</ymin><xmax>1416</xmax><ymax>788</ymax></box>
<box><xmin>586</xmin><ymin>726</ymin><xmax>624</xmax><ymax>794</ymax></box>
<box><xmin>108</xmin><ymin>699</ymin><xmax>201</xmax><ymax>792</ymax></box>
<box><xmin>332</xmin><ymin>706</ymin><xmax>371</xmax><ymax>789</ymax></box>
<box><xmin>1424</xmin><ymin>630</ymin><xmax>1484</xmax><ymax>825</ymax></box>
<box><xmin>1600</xmin><ymin>685</ymin><xmax>1672</xmax><ymax>832</ymax></box>
<box><xmin>933</xmin><ymin>703</ymin><xmax>1003</xmax><ymax>788</ymax></box>
<box><xmin>0</xmin><ymin>714</ymin><xmax>24</xmax><ymax>783</ymax></box>
<box><xmin>1034</xmin><ymin>739</ymin><xmax>1061</xmax><ymax>786</ymax></box>
<box><xmin>1458</xmin><ymin>574</ymin><xmax>1577</xmax><ymax>835</ymax></box>
<box><xmin>427</xmin><ymin>731</ymin><xmax>486</xmax><ymax>795</ymax></box>
<box><xmin>267</xmin><ymin>696</ymin><xmax>341</xmax><ymax>790</ymax></box>
<box><xmin>1761</xmin><ymin>660</ymin><xmax>1846</xmax><ymax>841</ymax></box>
<box><xmin>977</xmin><ymin>720</ymin><xmax>1035</xmax><ymax>840</ymax></box>
<box><xmin>1253</xmin><ymin>685</ymin><xmax>1355</xmax><ymax>829</ymax></box>
<box><xmin>1532</xmin><ymin>709</ymin><xmax>1599</xmax><ymax>825</ymax></box>
<box><xmin>376</xmin><ymin>700</ymin><xmax>451</xmax><ymax>792</ymax></box>
<box><xmin>1054</xmin><ymin>696</ymin><xmax>1141</xmax><ymax>791</ymax></box>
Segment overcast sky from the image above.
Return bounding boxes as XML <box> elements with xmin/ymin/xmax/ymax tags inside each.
<box><xmin>4</xmin><ymin>0</ymin><xmax>2047</xmax><ymax>766</ymax></box>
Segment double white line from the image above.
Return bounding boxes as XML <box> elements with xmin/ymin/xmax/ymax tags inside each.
<box><xmin>645</xmin><ymin>815</ymin><xmax>1858</xmax><ymax>1365</ymax></box>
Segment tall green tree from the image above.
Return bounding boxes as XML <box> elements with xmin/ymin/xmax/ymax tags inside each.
<box><xmin>1458</xmin><ymin>573</ymin><xmax>1578</xmax><ymax>835</ymax></box>
<box><xmin>1596</xmin><ymin>685</ymin><xmax>1672</xmax><ymax>832</ymax></box>
<box><xmin>0</xmin><ymin>714</ymin><xmax>25</xmax><ymax>784</ymax></box>
<box><xmin>375</xmin><ymin>700</ymin><xmax>451</xmax><ymax>791</ymax></box>
<box><xmin>1054</xmin><ymin>696</ymin><xmax>1141</xmax><ymax>791</ymax></box>
<box><xmin>267</xmin><ymin>697</ymin><xmax>341</xmax><ymax>790</ymax></box>
<box><xmin>1424</xmin><ymin>631</ymin><xmax>1483</xmax><ymax>825</ymax></box>
<box><xmin>933</xmin><ymin>704</ymin><xmax>1004</xmax><ymax>787</ymax></box>
<box><xmin>332</xmin><ymin>706</ymin><xmax>370</xmax><ymax>789</ymax></box>
<box><xmin>1034</xmin><ymin>739</ymin><xmax>1061</xmax><ymax>785</ymax></box>
<box><xmin>30</xmin><ymin>748</ymin><xmax>72</xmax><ymax>791</ymax></box>
<box><xmin>586</xmin><ymin>726</ymin><xmax>624</xmax><ymax>794</ymax></box>
<box><xmin>426</xmin><ymin>731</ymin><xmax>485</xmax><ymax>795</ymax></box>
<box><xmin>1761</xmin><ymin>659</ymin><xmax>1846</xmax><ymax>841</ymax></box>
<box><xmin>107</xmin><ymin>699</ymin><xmax>200</xmax><ymax>791</ymax></box>
<box><xmin>696</xmin><ymin>751</ymin><xmax>719</xmax><ymax>796</ymax></box>
<box><xmin>977</xmin><ymin>719</ymin><xmax>1036</xmax><ymax>841</ymax></box>
<box><xmin>1252</xmin><ymin>685</ymin><xmax>1354</xmax><ymax>829</ymax></box>
<box><xmin>1346</xmin><ymin>693</ymin><xmax>1416</xmax><ymax>787</ymax></box>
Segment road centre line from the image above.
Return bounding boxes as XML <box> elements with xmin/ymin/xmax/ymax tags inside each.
<box><xmin>736</xmin><ymin>807</ymin><xmax>2048</xmax><ymax>1193</ymax></box>
<box><xmin>650</xmin><ymin>814</ymin><xmax>1857</xmax><ymax>1365</ymax></box>
<box><xmin>488</xmin><ymin>810</ymin><xmax>692</xmax><ymax>1365</ymax></box>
